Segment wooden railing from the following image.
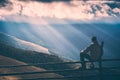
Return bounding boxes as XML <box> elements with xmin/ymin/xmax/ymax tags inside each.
<box><xmin>0</xmin><ymin>59</ymin><xmax>120</xmax><ymax>80</ymax></box>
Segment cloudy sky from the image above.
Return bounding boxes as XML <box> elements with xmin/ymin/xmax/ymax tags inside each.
<box><xmin>0</xmin><ymin>0</ymin><xmax>120</xmax><ymax>22</ymax></box>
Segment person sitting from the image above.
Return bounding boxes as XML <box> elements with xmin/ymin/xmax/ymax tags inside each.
<box><xmin>80</xmin><ymin>36</ymin><xmax>104</xmax><ymax>69</ymax></box>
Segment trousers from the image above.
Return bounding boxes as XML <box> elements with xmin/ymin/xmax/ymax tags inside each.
<box><xmin>80</xmin><ymin>52</ymin><xmax>93</xmax><ymax>69</ymax></box>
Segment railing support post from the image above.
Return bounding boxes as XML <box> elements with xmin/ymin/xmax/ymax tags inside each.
<box><xmin>99</xmin><ymin>60</ymin><xmax>103</xmax><ymax>80</ymax></box>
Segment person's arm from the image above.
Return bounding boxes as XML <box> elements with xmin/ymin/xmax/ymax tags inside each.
<box><xmin>101</xmin><ymin>41</ymin><xmax>104</xmax><ymax>48</ymax></box>
<box><xmin>81</xmin><ymin>45</ymin><xmax>91</xmax><ymax>54</ymax></box>
<box><xmin>100</xmin><ymin>41</ymin><xmax>104</xmax><ymax>57</ymax></box>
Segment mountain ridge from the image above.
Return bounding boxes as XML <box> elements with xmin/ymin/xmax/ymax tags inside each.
<box><xmin>0</xmin><ymin>32</ymin><xmax>49</xmax><ymax>54</ymax></box>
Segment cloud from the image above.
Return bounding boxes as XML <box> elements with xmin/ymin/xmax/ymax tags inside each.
<box><xmin>0</xmin><ymin>0</ymin><xmax>10</xmax><ymax>7</ymax></box>
<box><xmin>0</xmin><ymin>0</ymin><xmax>120</xmax><ymax>21</ymax></box>
<box><xmin>19</xmin><ymin>0</ymin><xmax>71</xmax><ymax>3</ymax></box>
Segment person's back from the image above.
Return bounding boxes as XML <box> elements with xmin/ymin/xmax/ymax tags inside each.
<box><xmin>89</xmin><ymin>42</ymin><xmax>102</xmax><ymax>60</ymax></box>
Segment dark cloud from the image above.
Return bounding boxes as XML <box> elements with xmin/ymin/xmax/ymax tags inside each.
<box><xmin>106</xmin><ymin>2</ymin><xmax>120</xmax><ymax>9</ymax></box>
<box><xmin>0</xmin><ymin>0</ymin><xmax>8</xmax><ymax>7</ymax></box>
<box><xmin>0</xmin><ymin>0</ymin><xmax>11</xmax><ymax>7</ymax></box>
<box><xmin>19</xmin><ymin>0</ymin><xmax>71</xmax><ymax>3</ymax></box>
<box><xmin>29</xmin><ymin>0</ymin><xmax>120</xmax><ymax>2</ymax></box>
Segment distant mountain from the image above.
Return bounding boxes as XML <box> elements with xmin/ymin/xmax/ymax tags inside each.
<box><xmin>0</xmin><ymin>32</ymin><xmax>49</xmax><ymax>54</ymax></box>
<box><xmin>0</xmin><ymin>42</ymin><xmax>79</xmax><ymax>78</ymax></box>
<box><xmin>0</xmin><ymin>42</ymin><xmax>76</xmax><ymax>70</ymax></box>
<box><xmin>0</xmin><ymin>32</ymin><xmax>77</xmax><ymax>68</ymax></box>
<box><xmin>0</xmin><ymin>32</ymin><xmax>79</xmax><ymax>77</ymax></box>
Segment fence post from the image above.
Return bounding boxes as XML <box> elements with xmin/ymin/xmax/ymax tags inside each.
<box><xmin>99</xmin><ymin>60</ymin><xmax>103</xmax><ymax>80</ymax></box>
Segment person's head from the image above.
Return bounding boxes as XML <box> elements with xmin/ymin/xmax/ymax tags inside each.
<box><xmin>92</xmin><ymin>36</ymin><xmax>97</xmax><ymax>43</ymax></box>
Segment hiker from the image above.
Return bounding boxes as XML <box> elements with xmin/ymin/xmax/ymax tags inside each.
<box><xmin>80</xmin><ymin>36</ymin><xmax>104</xmax><ymax>69</ymax></box>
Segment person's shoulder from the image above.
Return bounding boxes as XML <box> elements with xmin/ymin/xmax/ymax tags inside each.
<box><xmin>90</xmin><ymin>43</ymin><xmax>94</xmax><ymax>46</ymax></box>
<box><xmin>87</xmin><ymin>43</ymin><xmax>94</xmax><ymax>48</ymax></box>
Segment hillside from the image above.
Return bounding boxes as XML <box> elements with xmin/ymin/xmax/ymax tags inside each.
<box><xmin>0</xmin><ymin>32</ymin><xmax>49</xmax><ymax>54</ymax></box>
<box><xmin>0</xmin><ymin>55</ymin><xmax>64</xmax><ymax>80</ymax></box>
<box><xmin>0</xmin><ymin>43</ymin><xmax>76</xmax><ymax>71</ymax></box>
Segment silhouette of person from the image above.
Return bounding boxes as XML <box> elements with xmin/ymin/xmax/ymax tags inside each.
<box><xmin>80</xmin><ymin>36</ymin><xmax>104</xmax><ymax>69</ymax></box>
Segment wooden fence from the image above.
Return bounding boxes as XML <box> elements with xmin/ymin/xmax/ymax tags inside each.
<box><xmin>0</xmin><ymin>59</ymin><xmax>120</xmax><ymax>80</ymax></box>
